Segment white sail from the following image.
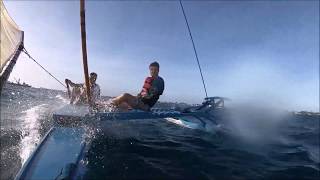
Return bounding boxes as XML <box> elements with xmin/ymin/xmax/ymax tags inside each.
<box><xmin>0</xmin><ymin>0</ymin><xmax>23</xmax><ymax>73</ymax></box>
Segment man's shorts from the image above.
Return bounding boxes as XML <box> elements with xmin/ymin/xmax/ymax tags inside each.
<box><xmin>131</xmin><ymin>96</ymin><xmax>150</xmax><ymax>110</ymax></box>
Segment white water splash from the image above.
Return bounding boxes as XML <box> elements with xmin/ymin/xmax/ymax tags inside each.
<box><xmin>165</xmin><ymin>117</ymin><xmax>202</xmax><ymax>129</ymax></box>
<box><xmin>55</xmin><ymin>94</ymin><xmax>69</xmax><ymax>104</ymax></box>
<box><xmin>19</xmin><ymin>104</ymin><xmax>46</xmax><ymax>164</ymax></box>
<box><xmin>164</xmin><ymin>116</ymin><xmax>218</xmax><ymax>131</ymax></box>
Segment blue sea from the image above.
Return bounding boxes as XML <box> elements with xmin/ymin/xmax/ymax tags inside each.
<box><xmin>0</xmin><ymin>83</ymin><xmax>319</xmax><ymax>180</ymax></box>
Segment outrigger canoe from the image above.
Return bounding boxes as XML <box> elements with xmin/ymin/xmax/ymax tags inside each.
<box><xmin>15</xmin><ymin>97</ymin><xmax>227</xmax><ymax>180</ymax></box>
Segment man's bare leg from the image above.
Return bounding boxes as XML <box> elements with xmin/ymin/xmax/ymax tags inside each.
<box><xmin>112</xmin><ymin>93</ymin><xmax>149</xmax><ymax>111</ymax></box>
<box><xmin>112</xmin><ymin>93</ymin><xmax>136</xmax><ymax>106</ymax></box>
<box><xmin>118</xmin><ymin>102</ymin><xmax>131</xmax><ymax>110</ymax></box>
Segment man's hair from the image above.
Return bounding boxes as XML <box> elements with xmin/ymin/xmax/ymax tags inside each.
<box><xmin>90</xmin><ymin>72</ymin><xmax>97</xmax><ymax>77</ymax></box>
<box><xmin>149</xmin><ymin>61</ymin><xmax>160</xmax><ymax>69</ymax></box>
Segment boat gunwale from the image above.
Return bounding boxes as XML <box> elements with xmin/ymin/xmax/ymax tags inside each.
<box><xmin>15</xmin><ymin>127</ymin><xmax>55</xmax><ymax>180</ymax></box>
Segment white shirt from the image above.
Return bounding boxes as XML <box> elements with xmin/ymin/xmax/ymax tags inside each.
<box><xmin>91</xmin><ymin>83</ymin><xmax>100</xmax><ymax>102</ymax></box>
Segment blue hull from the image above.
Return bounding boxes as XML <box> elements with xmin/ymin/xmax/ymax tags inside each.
<box><xmin>15</xmin><ymin>127</ymin><xmax>86</xmax><ymax>180</ymax></box>
<box><xmin>16</xmin><ymin>99</ymin><xmax>225</xmax><ymax>179</ymax></box>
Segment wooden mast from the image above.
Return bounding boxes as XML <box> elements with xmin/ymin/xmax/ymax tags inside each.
<box><xmin>80</xmin><ymin>0</ymin><xmax>91</xmax><ymax>105</ymax></box>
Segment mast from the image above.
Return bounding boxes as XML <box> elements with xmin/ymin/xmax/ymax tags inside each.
<box><xmin>80</xmin><ymin>0</ymin><xmax>91</xmax><ymax>104</ymax></box>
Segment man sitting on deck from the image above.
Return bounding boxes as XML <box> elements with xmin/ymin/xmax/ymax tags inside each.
<box><xmin>65</xmin><ymin>72</ymin><xmax>101</xmax><ymax>105</ymax></box>
<box><xmin>112</xmin><ymin>61</ymin><xmax>165</xmax><ymax>111</ymax></box>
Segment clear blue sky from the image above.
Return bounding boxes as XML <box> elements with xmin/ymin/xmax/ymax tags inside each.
<box><xmin>5</xmin><ymin>0</ymin><xmax>319</xmax><ymax>111</ymax></box>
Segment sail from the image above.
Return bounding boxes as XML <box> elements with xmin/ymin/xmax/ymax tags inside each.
<box><xmin>0</xmin><ymin>0</ymin><xmax>23</xmax><ymax>73</ymax></box>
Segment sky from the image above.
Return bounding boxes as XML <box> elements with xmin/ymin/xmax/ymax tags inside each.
<box><xmin>4</xmin><ymin>0</ymin><xmax>319</xmax><ymax>111</ymax></box>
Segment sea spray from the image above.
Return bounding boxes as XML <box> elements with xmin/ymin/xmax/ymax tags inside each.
<box><xmin>225</xmin><ymin>102</ymin><xmax>289</xmax><ymax>143</ymax></box>
<box><xmin>19</xmin><ymin>104</ymin><xmax>46</xmax><ymax>164</ymax></box>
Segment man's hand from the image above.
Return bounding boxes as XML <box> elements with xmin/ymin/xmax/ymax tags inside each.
<box><xmin>65</xmin><ymin>79</ymin><xmax>81</xmax><ymax>87</ymax></box>
<box><xmin>141</xmin><ymin>94</ymin><xmax>152</xmax><ymax>99</ymax></box>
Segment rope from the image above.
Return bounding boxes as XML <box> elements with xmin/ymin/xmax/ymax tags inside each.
<box><xmin>22</xmin><ymin>48</ymin><xmax>67</xmax><ymax>88</ymax></box>
<box><xmin>179</xmin><ymin>0</ymin><xmax>208</xmax><ymax>98</ymax></box>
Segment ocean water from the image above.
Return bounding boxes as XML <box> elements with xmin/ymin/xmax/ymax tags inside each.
<box><xmin>0</xmin><ymin>83</ymin><xmax>319</xmax><ymax>180</ymax></box>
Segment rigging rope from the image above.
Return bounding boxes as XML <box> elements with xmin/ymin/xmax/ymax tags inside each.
<box><xmin>179</xmin><ymin>0</ymin><xmax>208</xmax><ymax>98</ymax></box>
<box><xmin>22</xmin><ymin>47</ymin><xmax>67</xmax><ymax>88</ymax></box>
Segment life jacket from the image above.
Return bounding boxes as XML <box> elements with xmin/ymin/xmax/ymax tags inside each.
<box><xmin>140</xmin><ymin>77</ymin><xmax>154</xmax><ymax>96</ymax></box>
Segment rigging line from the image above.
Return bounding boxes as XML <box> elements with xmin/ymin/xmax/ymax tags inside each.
<box><xmin>179</xmin><ymin>0</ymin><xmax>208</xmax><ymax>98</ymax></box>
<box><xmin>22</xmin><ymin>48</ymin><xmax>67</xmax><ymax>88</ymax></box>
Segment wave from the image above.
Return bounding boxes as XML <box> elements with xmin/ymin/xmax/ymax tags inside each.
<box><xmin>55</xmin><ymin>94</ymin><xmax>69</xmax><ymax>104</ymax></box>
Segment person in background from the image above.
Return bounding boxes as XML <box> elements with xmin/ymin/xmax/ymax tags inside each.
<box><xmin>65</xmin><ymin>72</ymin><xmax>100</xmax><ymax>105</ymax></box>
<box><xmin>112</xmin><ymin>61</ymin><xmax>165</xmax><ymax>111</ymax></box>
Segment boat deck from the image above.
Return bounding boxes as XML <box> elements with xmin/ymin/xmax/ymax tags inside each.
<box><xmin>15</xmin><ymin>127</ymin><xmax>86</xmax><ymax>180</ymax></box>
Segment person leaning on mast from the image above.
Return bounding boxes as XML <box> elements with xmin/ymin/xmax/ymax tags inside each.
<box><xmin>111</xmin><ymin>61</ymin><xmax>165</xmax><ymax>111</ymax></box>
<box><xmin>65</xmin><ymin>72</ymin><xmax>101</xmax><ymax>105</ymax></box>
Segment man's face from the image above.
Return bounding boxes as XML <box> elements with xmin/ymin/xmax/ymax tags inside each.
<box><xmin>149</xmin><ymin>66</ymin><xmax>159</xmax><ymax>77</ymax></box>
<box><xmin>90</xmin><ymin>75</ymin><xmax>97</xmax><ymax>84</ymax></box>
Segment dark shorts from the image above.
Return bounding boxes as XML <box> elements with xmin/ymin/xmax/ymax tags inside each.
<box><xmin>130</xmin><ymin>97</ymin><xmax>150</xmax><ymax>110</ymax></box>
<box><xmin>141</xmin><ymin>96</ymin><xmax>159</xmax><ymax>108</ymax></box>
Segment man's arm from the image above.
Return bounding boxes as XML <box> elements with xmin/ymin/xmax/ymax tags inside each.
<box><xmin>65</xmin><ymin>79</ymin><xmax>83</xmax><ymax>88</ymax></box>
